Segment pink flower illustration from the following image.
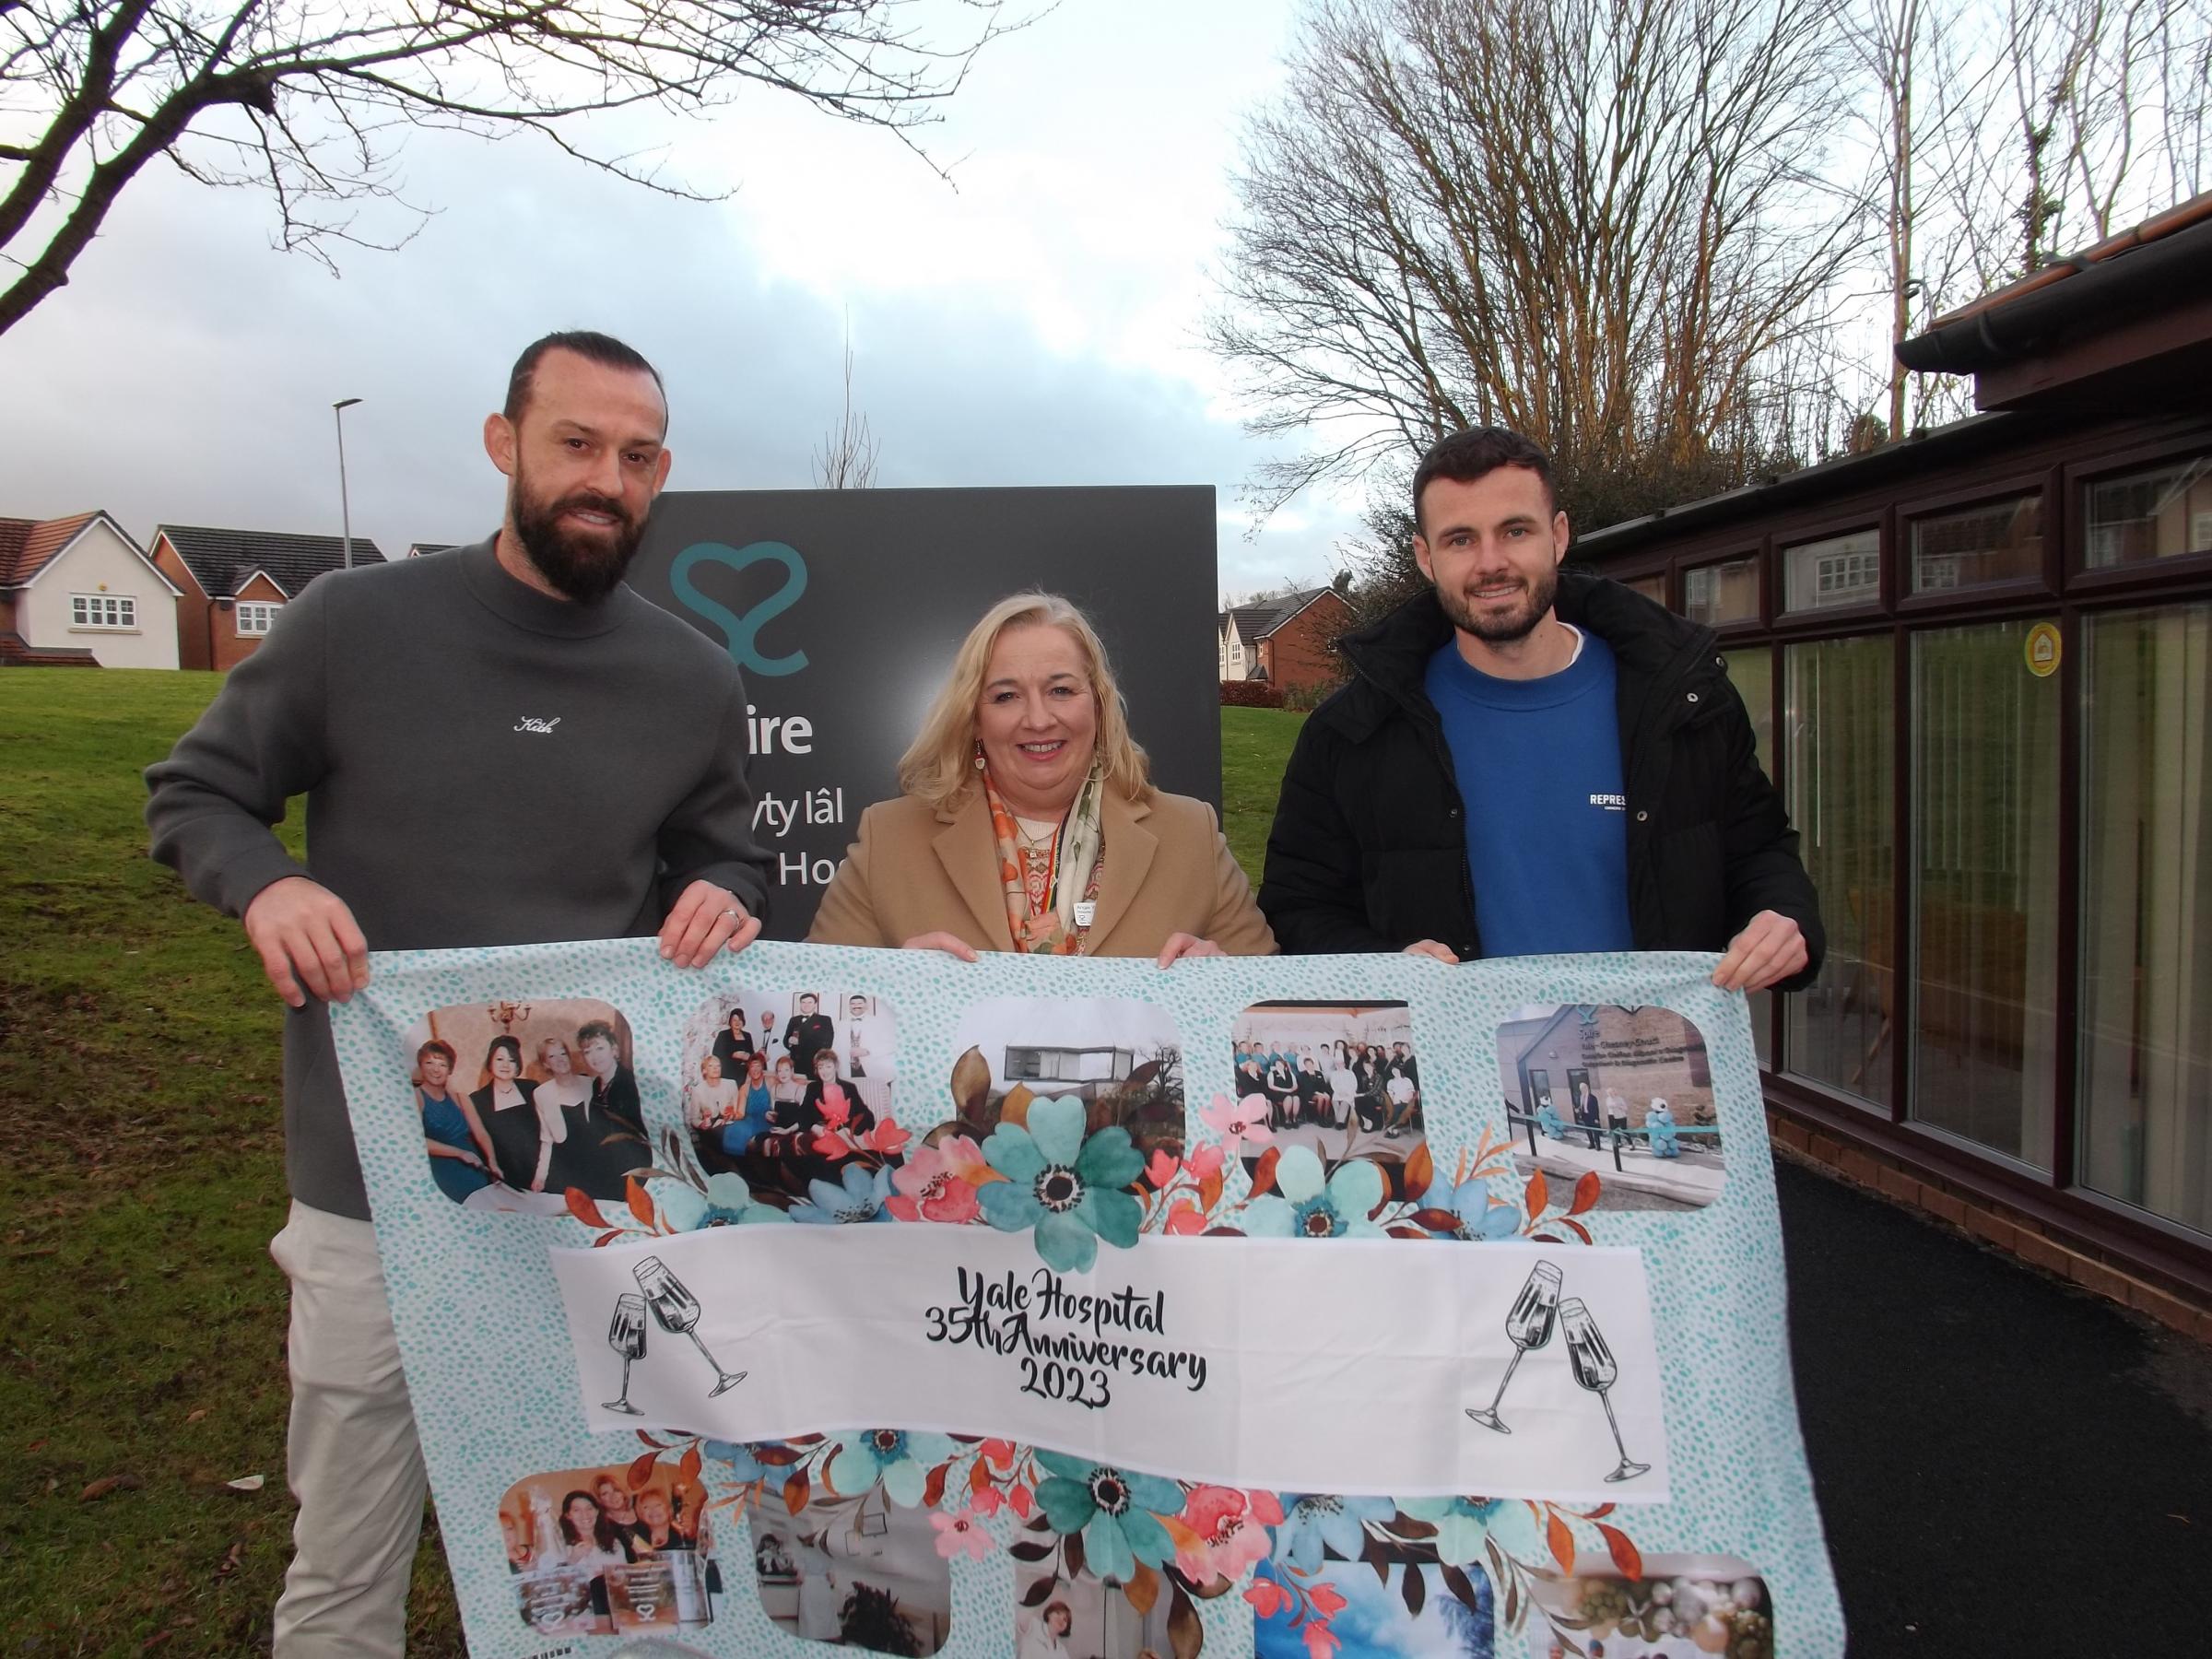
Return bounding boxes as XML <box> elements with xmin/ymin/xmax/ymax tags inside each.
<box><xmin>1147</xmin><ymin>1148</ymin><xmax>1181</xmax><ymax>1188</ymax></box>
<box><xmin>888</xmin><ymin>1145</ymin><xmax>982</xmax><ymax>1224</ymax></box>
<box><xmin>1176</xmin><ymin>1486</ymin><xmax>1274</xmax><ymax>1583</ymax></box>
<box><xmin>1164</xmin><ymin>1201</ymin><xmax>1207</xmax><ymax>1235</ymax></box>
<box><xmin>969</xmin><ymin>1485</ymin><xmax>1003</xmax><ymax>1517</ymax></box>
<box><xmin>1304</xmin><ymin>1621</ymin><xmax>1342</xmax><ymax>1659</ymax></box>
<box><xmin>1186</xmin><ymin>1142</ymin><xmax>1226</xmax><ymax>1181</ymax></box>
<box><xmin>1245</xmin><ymin>1578</ymin><xmax>1291</xmax><ymax>1619</ymax></box>
<box><xmin>1200</xmin><ymin>1093</ymin><xmax>1276</xmax><ymax>1159</ymax></box>
<box><xmin>930</xmin><ymin>1507</ymin><xmax>994</xmax><ymax>1561</ymax></box>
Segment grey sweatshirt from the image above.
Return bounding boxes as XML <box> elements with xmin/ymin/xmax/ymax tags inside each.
<box><xmin>146</xmin><ymin>539</ymin><xmax>773</xmax><ymax>1219</ymax></box>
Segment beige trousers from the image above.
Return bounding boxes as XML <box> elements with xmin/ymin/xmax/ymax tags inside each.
<box><xmin>267</xmin><ymin>1200</ymin><xmax>429</xmax><ymax>1656</ymax></box>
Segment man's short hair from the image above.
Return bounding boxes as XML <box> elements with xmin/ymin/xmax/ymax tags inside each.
<box><xmin>577</xmin><ymin>1019</ymin><xmax>618</xmax><ymax>1050</ymax></box>
<box><xmin>1412</xmin><ymin>427</ymin><xmax>1558</xmax><ymax>531</ymax></box>
<box><xmin>504</xmin><ymin>331</ymin><xmax>665</xmax><ymax>424</ymax></box>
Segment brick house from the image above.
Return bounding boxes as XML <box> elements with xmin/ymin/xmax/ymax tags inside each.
<box><xmin>0</xmin><ymin>511</ymin><xmax>182</xmax><ymax>668</ymax></box>
<box><xmin>1217</xmin><ymin>586</ymin><xmax>1354</xmax><ymax>697</ymax></box>
<box><xmin>150</xmin><ymin>524</ymin><xmax>388</xmax><ymax>672</ymax></box>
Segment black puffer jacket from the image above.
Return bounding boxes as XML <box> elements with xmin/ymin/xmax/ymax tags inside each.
<box><xmin>1257</xmin><ymin>569</ymin><xmax>1824</xmax><ymax>991</ymax></box>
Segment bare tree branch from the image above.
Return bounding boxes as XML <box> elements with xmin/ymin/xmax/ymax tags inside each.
<box><xmin>0</xmin><ymin>0</ymin><xmax>1025</xmax><ymax>335</ymax></box>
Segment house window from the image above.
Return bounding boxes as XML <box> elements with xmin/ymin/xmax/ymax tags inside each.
<box><xmin>1782</xmin><ymin>528</ymin><xmax>1880</xmax><ymax>613</ymax></box>
<box><xmin>1909</xmin><ymin>495</ymin><xmax>2042</xmax><ymax>592</ymax></box>
<box><xmin>1683</xmin><ymin>555</ymin><xmax>1759</xmax><ymax>625</ymax></box>
<box><xmin>2083</xmin><ymin>455</ymin><xmax>2212</xmax><ymax>567</ymax></box>
<box><xmin>69</xmin><ymin>594</ymin><xmax>136</xmax><ymax>629</ymax></box>
<box><xmin>236</xmin><ymin>601</ymin><xmax>282</xmax><ymax>636</ymax></box>
<box><xmin>1622</xmin><ymin>572</ymin><xmax>1666</xmax><ymax>605</ymax></box>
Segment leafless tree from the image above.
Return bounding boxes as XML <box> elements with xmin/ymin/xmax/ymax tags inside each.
<box><xmin>0</xmin><ymin>0</ymin><xmax>1016</xmax><ymax>337</ymax></box>
<box><xmin>813</xmin><ymin>335</ymin><xmax>880</xmax><ymax>489</ymax></box>
<box><xmin>1206</xmin><ymin>0</ymin><xmax>1867</xmax><ymax>534</ymax></box>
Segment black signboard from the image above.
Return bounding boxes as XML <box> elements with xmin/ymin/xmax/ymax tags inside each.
<box><xmin>629</xmin><ymin>487</ymin><xmax>1220</xmax><ymax>938</ymax></box>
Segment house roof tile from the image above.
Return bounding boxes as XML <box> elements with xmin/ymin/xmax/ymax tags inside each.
<box><xmin>155</xmin><ymin>524</ymin><xmax>387</xmax><ymax>600</ymax></box>
<box><xmin>0</xmin><ymin>512</ymin><xmax>99</xmax><ymax>587</ymax></box>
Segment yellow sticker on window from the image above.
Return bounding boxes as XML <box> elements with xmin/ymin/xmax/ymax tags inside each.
<box><xmin>2025</xmin><ymin>621</ymin><xmax>2062</xmax><ymax>678</ymax></box>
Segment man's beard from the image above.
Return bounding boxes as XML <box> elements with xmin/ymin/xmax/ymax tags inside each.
<box><xmin>1434</xmin><ymin>560</ymin><xmax>1559</xmax><ymax>643</ymax></box>
<box><xmin>511</xmin><ymin>469</ymin><xmax>644</xmax><ymax>606</ymax></box>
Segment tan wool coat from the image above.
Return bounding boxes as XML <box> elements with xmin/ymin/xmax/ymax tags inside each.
<box><xmin>806</xmin><ymin>787</ymin><xmax>1277</xmax><ymax>959</ymax></box>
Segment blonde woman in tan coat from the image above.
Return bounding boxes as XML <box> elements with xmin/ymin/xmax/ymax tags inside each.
<box><xmin>808</xmin><ymin>593</ymin><xmax>1275</xmax><ymax>963</ymax></box>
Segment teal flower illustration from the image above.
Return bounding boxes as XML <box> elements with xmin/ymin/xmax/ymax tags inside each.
<box><xmin>646</xmin><ymin>1172</ymin><xmax>794</xmax><ymax>1230</ymax></box>
<box><xmin>979</xmin><ymin>1095</ymin><xmax>1143</xmax><ymax>1272</ymax></box>
<box><xmin>1032</xmin><ymin>1449</ymin><xmax>1184</xmax><ymax>1583</ymax></box>
<box><xmin>1396</xmin><ymin>1494</ymin><xmax>1537</xmax><ymax>1564</ymax></box>
<box><xmin>1240</xmin><ymin>1147</ymin><xmax>1387</xmax><ymax>1239</ymax></box>
<box><xmin>1270</xmin><ymin>1492</ymin><xmax>1395</xmax><ymax>1571</ymax></box>
<box><xmin>1440</xmin><ymin>1177</ymin><xmax>1524</xmax><ymax>1241</ymax></box>
<box><xmin>792</xmin><ymin>1162</ymin><xmax>895</xmax><ymax>1225</ymax></box>
<box><xmin>828</xmin><ymin>1429</ymin><xmax>957</xmax><ymax>1507</ymax></box>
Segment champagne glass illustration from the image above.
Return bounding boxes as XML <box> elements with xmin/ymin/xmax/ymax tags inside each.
<box><xmin>602</xmin><ymin>1293</ymin><xmax>648</xmax><ymax>1415</ymax></box>
<box><xmin>1467</xmin><ymin>1260</ymin><xmax>1562</xmax><ymax>1433</ymax></box>
<box><xmin>632</xmin><ymin>1256</ymin><xmax>746</xmax><ymax>1396</ymax></box>
<box><xmin>1559</xmin><ymin>1297</ymin><xmax>1649</xmax><ymax>1482</ymax></box>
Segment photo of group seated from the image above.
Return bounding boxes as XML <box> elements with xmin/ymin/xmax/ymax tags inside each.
<box><xmin>1012</xmin><ymin>1553</ymin><xmax>1175</xmax><ymax>1659</ymax></box>
<box><xmin>674</xmin><ymin>988</ymin><xmax>900</xmax><ymax>1207</ymax></box>
<box><xmin>943</xmin><ymin>995</ymin><xmax>1185</xmax><ymax>1177</ymax></box>
<box><xmin>1520</xmin><ymin>1553</ymin><xmax>1772</xmax><ymax>1658</ymax></box>
<box><xmin>403</xmin><ymin>998</ymin><xmax>646</xmax><ymax>1211</ymax></box>
<box><xmin>1230</xmin><ymin>1001</ymin><xmax>1425</xmax><ymax>1194</ymax></box>
<box><xmin>497</xmin><ymin>1461</ymin><xmax>719</xmax><ymax>1638</ymax></box>
<box><xmin>1497</xmin><ymin>1004</ymin><xmax>1724</xmax><ymax>1212</ymax></box>
<box><xmin>757</xmin><ymin>1483</ymin><xmax>951</xmax><ymax>1654</ymax></box>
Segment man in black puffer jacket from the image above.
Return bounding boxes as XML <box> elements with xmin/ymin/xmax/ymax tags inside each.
<box><xmin>1259</xmin><ymin>428</ymin><xmax>1822</xmax><ymax>994</ymax></box>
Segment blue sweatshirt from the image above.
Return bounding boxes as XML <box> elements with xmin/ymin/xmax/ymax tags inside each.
<box><xmin>1424</xmin><ymin>629</ymin><xmax>1636</xmax><ymax>958</ymax></box>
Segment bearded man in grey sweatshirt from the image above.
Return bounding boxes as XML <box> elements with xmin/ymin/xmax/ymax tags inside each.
<box><xmin>146</xmin><ymin>330</ymin><xmax>773</xmax><ymax>1654</ymax></box>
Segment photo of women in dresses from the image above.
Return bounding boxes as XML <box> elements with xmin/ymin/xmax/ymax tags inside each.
<box><xmin>403</xmin><ymin>1000</ymin><xmax>647</xmax><ymax>1211</ymax></box>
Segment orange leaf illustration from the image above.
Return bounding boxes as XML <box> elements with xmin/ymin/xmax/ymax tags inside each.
<box><xmin>627</xmin><ymin>1450</ymin><xmax>660</xmax><ymax>1491</ymax></box>
<box><xmin>784</xmin><ymin>1470</ymin><xmax>811</xmax><ymax>1514</ymax></box>
<box><xmin>1598</xmin><ymin>1523</ymin><xmax>1642</xmax><ymax>1581</ymax></box>
<box><xmin>626</xmin><ymin>1177</ymin><xmax>654</xmax><ymax>1230</ymax></box>
<box><xmin>1403</xmin><ymin>1142</ymin><xmax>1434</xmax><ymax>1200</ymax></box>
<box><xmin>1248</xmin><ymin>1145</ymin><xmax>1283</xmax><ymax>1200</ymax></box>
<box><xmin>1524</xmin><ymin>1169</ymin><xmax>1548</xmax><ymax>1218</ymax></box>
<box><xmin>1547</xmin><ymin>1511</ymin><xmax>1575</xmax><ymax>1574</ymax></box>
<box><xmin>565</xmin><ymin>1188</ymin><xmax>608</xmax><ymax>1229</ymax></box>
<box><xmin>1569</xmin><ymin>1171</ymin><xmax>1602</xmax><ymax>1216</ymax></box>
<box><xmin>680</xmin><ymin>1443</ymin><xmax>702</xmax><ymax>1485</ymax></box>
<box><xmin>1125</xmin><ymin>1562</ymin><xmax>1160</xmax><ymax>1615</ymax></box>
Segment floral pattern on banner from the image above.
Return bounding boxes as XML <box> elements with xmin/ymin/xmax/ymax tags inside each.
<box><xmin>527</xmin><ymin>998</ymin><xmax>1687</xmax><ymax>1656</ymax></box>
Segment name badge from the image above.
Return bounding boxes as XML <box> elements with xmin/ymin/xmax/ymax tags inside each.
<box><xmin>1073</xmin><ymin>900</ymin><xmax>1097</xmax><ymax>928</ymax></box>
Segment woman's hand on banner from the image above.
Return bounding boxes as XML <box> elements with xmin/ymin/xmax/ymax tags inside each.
<box><xmin>1156</xmin><ymin>933</ymin><xmax>1224</xmax><ymax>967</ymax></box>
<box><xmin>660</xmin><ymin>881</ymin><xmax>762</xmax><ymax>967</ymax></box>
<box><xmin>242</xmin><ymin>876</ymin><xmax>370</xmax><ymax>1007</ymax></box>
<box><xmin>900</xmin><ymin>932</ymin><xmax>981</xmax><ymax>962</ymax></box>
<box><xmin>1403</xmin><ymin>939</ymin><xmax>1461</xmax><ymax>964</ymax></box>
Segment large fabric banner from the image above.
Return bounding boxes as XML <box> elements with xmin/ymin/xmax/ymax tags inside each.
<box><xmin>333</xmin><ymin>940</ymin><xmax>1841</xmax><ymax>1658</ymax></box>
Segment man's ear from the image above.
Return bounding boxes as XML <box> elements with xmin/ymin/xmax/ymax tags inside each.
<box><xmin>484</xmin><ymin>413</ymin><xmax>517</xmax><ymax>478</ymax></box>
<box><xmin>1413</xmin><ymin>533</ymin><xmax>1437</xmax><ymax>584</ymax></box>
<box><xmin>1551</xmin><ymin>510</ymin><xmax>1571</xmax><ymax>566</ymax></box>
<box><xmin>651</xmin><ymin>446</ymin><xmax>673</xmax><ymax>494</ymax></box>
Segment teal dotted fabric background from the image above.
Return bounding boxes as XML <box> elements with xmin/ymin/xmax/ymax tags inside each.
<box><xmin>331</xmin><ymin>942</ymin><xmax>1842</xmax><ymax>1657</ymax></box>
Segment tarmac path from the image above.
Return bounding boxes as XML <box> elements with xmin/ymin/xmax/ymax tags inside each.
<box><xmin>1776</xmin><ymin>1159</ymin><xmax>2211</xmax><ymax>1657</ymax></box>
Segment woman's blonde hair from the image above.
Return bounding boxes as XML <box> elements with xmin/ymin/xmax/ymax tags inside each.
<box><xmin>899</xmin><ymin>593</ymin><xmax>1151</xmax><ymax>813</ymax></box>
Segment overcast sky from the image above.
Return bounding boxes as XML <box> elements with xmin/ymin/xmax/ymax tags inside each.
<box><xmin>0</xmin><ymin>0</ymin><xmax>1370</xmax><ymax>602</ymax></box>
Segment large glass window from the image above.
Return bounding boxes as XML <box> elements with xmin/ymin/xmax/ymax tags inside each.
<box><xmin>1724</xmin><ymin>648</ymin><xmax>1777</xmax><ymax>1068</ymax></box>
<box><xmin>2078</xmin><ymin>603</ymin><xmax>2212</xmax><ymax>1235</ymax></box>
<box><xmin>1908</xmin><ymin>620</ymin><xmax>2061</xmax><ymax>1164</ymax></box>
<box><xmin>1685</xmin><ymin>556</ymin><xmax>1759</xmax><ymax>626</ymax></box>
<box><xmin>1782</xmin><ymin>528</ymin><xmax>1881</xmax><ymax>614</ymax></box>
<box><xmin>1910</xmin><ymin>495</ymin><xmax>2043</xmax><ymax>593</ymax></box>
<box><xmin>1783</xmin><ymin>636</ymin><xmax>1895</xmax><ymax>1106</ymax></box>
<box><xmin>2084</xmin><ymin>456</ymin><xmax>2212</xmax><ymax>568</ymax></box>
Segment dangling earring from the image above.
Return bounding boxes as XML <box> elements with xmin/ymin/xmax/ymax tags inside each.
<box><xmin>971</xmin><ymin>740</ymin><xmax>987</xmax><ymax>772</ymax></box>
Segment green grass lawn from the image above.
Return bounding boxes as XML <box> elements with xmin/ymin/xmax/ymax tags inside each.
<box><xmin>0</xmin><ymin>669</ymin><xmax>1303</xmax><ymax>1654</ymax></box>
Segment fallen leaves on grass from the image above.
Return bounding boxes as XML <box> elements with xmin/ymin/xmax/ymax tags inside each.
<box><xmin>225</xmin><ymin>1474</ymin><xmax>265</xmax><ymax>1492</ymax></box>
<box><xmin>80</xmin><ymin>1472</ymin><xmax>143</xmax><ymax>1501</ymax></box>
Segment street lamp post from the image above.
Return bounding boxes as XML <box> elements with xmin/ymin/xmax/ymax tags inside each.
<box><xmin>333</xmin><ymin>396</ymin><xmax>362</xmax><ymax>569</ymax></box>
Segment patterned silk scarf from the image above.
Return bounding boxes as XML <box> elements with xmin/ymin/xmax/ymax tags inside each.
<box><xmin>982</xmin><ymin>767</ymin><xmax>1106</xmax><ymax>955</ymax></box>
